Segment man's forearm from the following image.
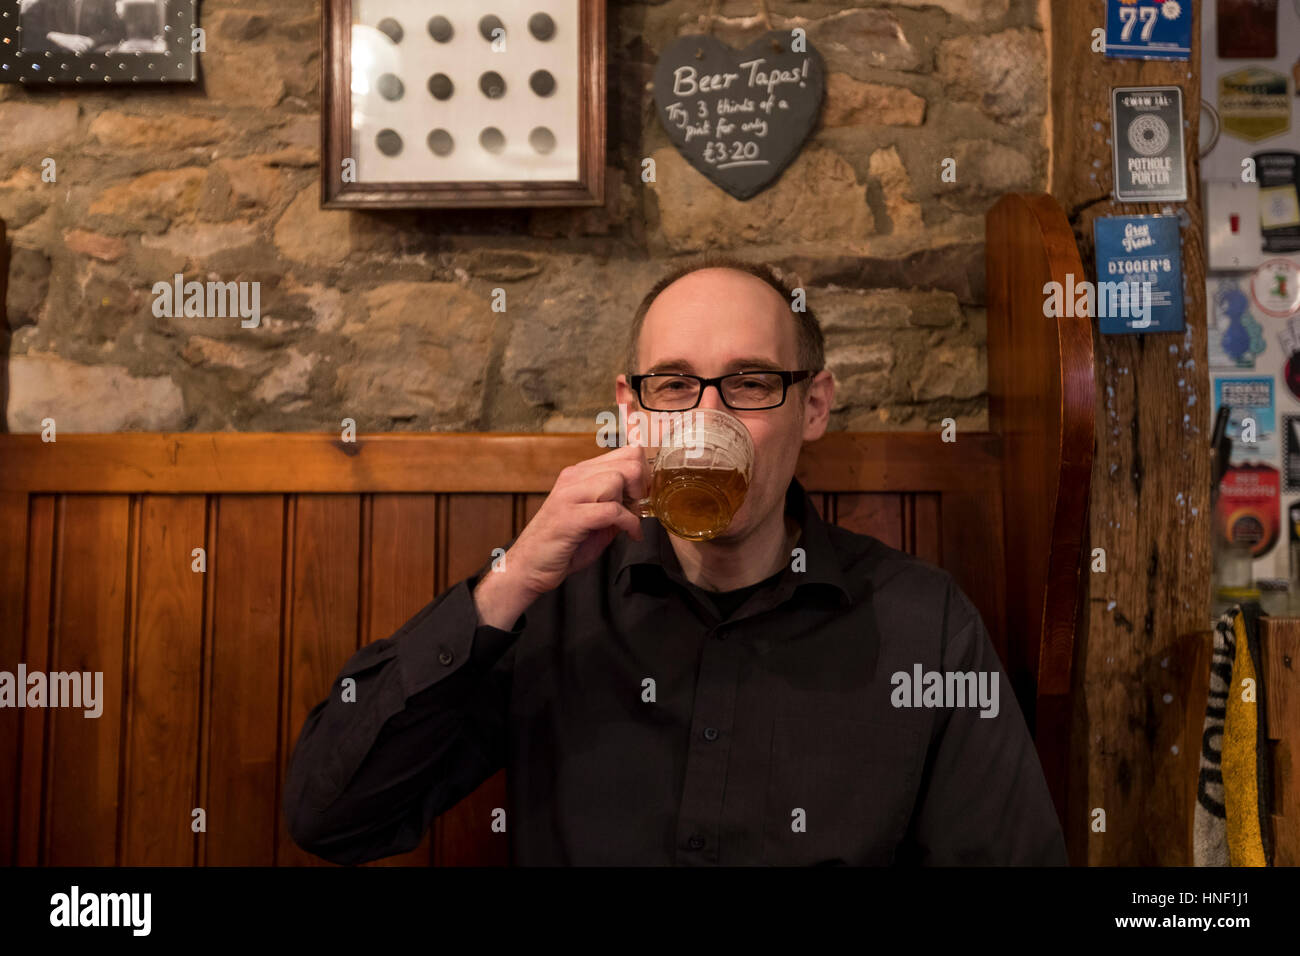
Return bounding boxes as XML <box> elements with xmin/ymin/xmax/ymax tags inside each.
<box><xmin>473</xmin><ymin>566</ymin><xmax>538</xmax><ymax>630</ymax></box>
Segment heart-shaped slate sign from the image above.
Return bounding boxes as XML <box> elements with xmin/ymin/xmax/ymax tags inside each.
<box><xmin>652</xmin><ymin>31</ymin><xmax>825</xmax><ymax>201</ymax></box>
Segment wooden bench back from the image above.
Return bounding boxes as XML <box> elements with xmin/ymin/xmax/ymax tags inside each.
<box><xmin>0</xmin><ymin>194</ymin><xmax>1094</xmax><ymax>865</ymax></box>
<box><xmin>0</xmin><ymin>434</ymin><xmax>1009</xmax><ymax>865</ymax></box>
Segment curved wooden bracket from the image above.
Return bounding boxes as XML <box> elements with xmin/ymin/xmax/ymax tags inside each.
<box><xmin>986</xmin><ymin>193</ymin><xmax>1096</xmax><ymax>817</ymax></box>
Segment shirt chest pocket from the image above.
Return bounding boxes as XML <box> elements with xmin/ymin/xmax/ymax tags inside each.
<box><xmin>762</xmin><ymin>715</ymin><xmax>921</xmax><ymax>866</ymax></box>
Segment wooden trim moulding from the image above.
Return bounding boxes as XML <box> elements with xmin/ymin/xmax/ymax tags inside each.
<box><xmin>0</xmin><ymin>432</ymin><xmax>1003</xmax><ymax>494</ymax></box>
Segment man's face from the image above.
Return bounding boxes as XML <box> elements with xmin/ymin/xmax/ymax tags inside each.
<box><xmin>615</xmin><ymin>267</ymin><xmax>834</xmax><ymax>541</ymax></box>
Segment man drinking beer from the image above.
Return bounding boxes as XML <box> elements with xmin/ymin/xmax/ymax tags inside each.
<box><xmin>283</xmin><ymin>254</ymin><xmax>1067</xmax><ymax>866</ymax></box>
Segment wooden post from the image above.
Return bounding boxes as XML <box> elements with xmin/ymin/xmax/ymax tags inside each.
<box><xmin>1261</xmin><ymin>618</ymin><xmax>1300</xmax><ymax>865</ymax></box>
<box><xmin>1049</xmin><ymin>1</ymin><xmax>1212</xmax><ymax>864</ymax></box>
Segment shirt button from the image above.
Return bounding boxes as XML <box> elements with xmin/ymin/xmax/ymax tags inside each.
<box><xmin>688</xmin><ymin>835</ymin><xmax>705</xmax><ymax>850</ymax></box>
<box><xmin>703</xmin><ymin>727</ymin><xmax>719</xmax><ymax>741</ymax></box>
<box><xmin>437</xmin><ymin>646</ymin><xmax>454</xmax><ymax>666</ymax></box>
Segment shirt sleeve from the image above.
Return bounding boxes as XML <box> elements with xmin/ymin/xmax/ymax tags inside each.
<box><xmin>282</xmin><ymin>555</ymin><xmax>526</xmax><ymax>866</ymax></box>
<box><xmin>898</xmin><ymin>578</ymin><xmax>1069</xmax><ymax>866</ymax></box>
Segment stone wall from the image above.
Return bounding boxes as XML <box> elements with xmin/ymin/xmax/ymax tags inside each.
<box><xmin>0</xmin><ymin>0</ymin><xmax>1047</xmax><ymax>433</ymax></box>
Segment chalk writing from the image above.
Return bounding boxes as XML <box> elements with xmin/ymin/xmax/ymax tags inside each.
<box><xmin>652</xmin><ymin>33</ymin><xmax>825</xmax><ymax>200</ymax></box>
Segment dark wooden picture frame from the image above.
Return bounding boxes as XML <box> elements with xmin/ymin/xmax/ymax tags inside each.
<box><xmin>321</xmin><ymin>0</ymin><xmax>605</xmax><ymax>209</ymax></box>
<box><xmin>0</xmin><ymin>0</ymin><xmax>198</xmax><ymax>85</ymax></box>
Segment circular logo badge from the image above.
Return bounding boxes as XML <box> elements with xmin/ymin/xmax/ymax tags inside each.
<box><xmin>1129</xmin><ymin>114</ymin><xmax>1170</xmax><ymax>156</ymax></box>
<box><xmin>1250</xmin><ymin>258</ymin><xmax>1300</xmax><ymax>318</ymax></box>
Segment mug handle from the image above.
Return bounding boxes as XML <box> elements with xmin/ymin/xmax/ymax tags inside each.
<box><xmin>623</xmin><ymin>431</ymin><xmax>656</xmax><ymax>517</ymax></box>
<box><xmin>624</xmin><ymin>496</ymin><xmax>654</xmax><ymax>518</ymax></box>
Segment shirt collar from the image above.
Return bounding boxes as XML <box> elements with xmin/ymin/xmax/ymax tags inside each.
<box><xmin>613</xmin><ymin>475</ymin><xmax>852</xmax><ymax>605</ymax></box>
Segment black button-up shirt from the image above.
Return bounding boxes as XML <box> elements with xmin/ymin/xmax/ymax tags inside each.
<box><xmin>284</xmin><ymin>477</ymin><xmax>1068</xmax><ymax>866</ymax></box>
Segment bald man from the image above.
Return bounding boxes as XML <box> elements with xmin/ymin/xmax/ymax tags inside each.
<box><xmin>284</xmin><ymin>254</ymin><xmax>1068</xmax><ymax>867</ymax></box>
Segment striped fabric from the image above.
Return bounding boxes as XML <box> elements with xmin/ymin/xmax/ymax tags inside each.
<box><xmin>1194</xmin><ymin>605</ymin><xmax>1272</xmax><ymax>866</ymax></box>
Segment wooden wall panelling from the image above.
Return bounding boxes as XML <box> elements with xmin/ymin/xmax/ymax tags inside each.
<box><xmin>0</xmin><ymin>491</ymin><xmax>29</xmax><ymax>864</ymax></box>
<box><xmin>362</xmin><ymin>492</ymin><xmax>440</xmax><ymax>867</ymax></box>
<box><xmin>206</xmin><ymin>495</ymin><xmax>285</xmax><ymax>865</ymax></box>
<box><xmin>433</xmin><ymin>494</ymin><xmax>515</xmax><ymax>867</ymax></box>
<box><xmin>833</xmin><ymin>494</ymin><xmax>904</xmax><ymax>552</ymax></box>
<box><xmin>907</xmin><ymin>494</ymin><xmax>942</xmax><ymax>565</ymax></box>
<box><xmin>276</xmin><ymin>494</ymin><xmax>361</xmax><ymax>866</ymax></box>
<box><xmin>522</xmin><ymin>494</ymin><xmax>547</xmax><ymax>526</ymax></box>
<box><xmin>122</xmin><ymin>494</ymin><xmax>207</xmax><ymax>864</ymax></box>
<box><xmin>46</xmin><ymin>495</ymin><xmax>130</xmax><ymax>865</ymax></box>
<box><xmin>15</xmin><ymin>495</ymin><xmax>54</xmax><ymax>865</ymax></box>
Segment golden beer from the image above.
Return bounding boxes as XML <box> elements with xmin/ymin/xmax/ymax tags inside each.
<box><xmin>623</xmin><ymin>409</ymin><xmax>754</xmax><ymax>541</ymax></box>
<box><xmin>642</xmin><ymin>465</ymin><xmax>749</xmax><ymax>540</ymax></box>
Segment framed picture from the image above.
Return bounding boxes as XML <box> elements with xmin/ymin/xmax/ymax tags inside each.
<box><xmin>0</xmin><ymin>0</ymin><xmax>198</xmax><ymax>85</ymax></box>
<box><xmin>322</xmin><ymin>0</ymin><xmax>605</xmax><ymax>208</ymax></box>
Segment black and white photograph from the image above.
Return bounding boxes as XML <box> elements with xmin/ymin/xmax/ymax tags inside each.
<box><xmin>0</xmin><ymin>0</ymin><xmax>196</xmax><ymax>84</ymax></box>
<box><xmin>19</xmin><ymin>0</ymin><xmax>166</xmax><ymax>55</ymax></box>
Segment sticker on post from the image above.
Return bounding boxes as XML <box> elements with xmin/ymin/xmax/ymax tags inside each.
<box><xmin>1104</xmin><ymin>0</ymin><xmax>1192</xmax><ymax>61</ymax></box>
<box><xmin>1111</xmin><ymin>86</ymin><xmax>1187</xmax><ymax>202</ymax></box>
<box><xmin>1092</xmin><ymin>215</ymin><xmax>1185</xmax><ymax>333</ymax></box>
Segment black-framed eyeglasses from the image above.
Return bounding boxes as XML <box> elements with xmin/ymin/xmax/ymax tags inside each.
<box><xmin>629</xmin><ymin>370</ymin><xmax>816</xmax><ymax>411</ymax></box>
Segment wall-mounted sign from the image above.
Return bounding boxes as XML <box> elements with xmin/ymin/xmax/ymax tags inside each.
<box><xmin>1111</xmin><ymin>86</ymin><xmax>1187</xmax><ymax>202</ymax></box>
<box><xmin>1210</xmin><ymin>278</ymin><xmax>1267</xmax><ymax>368</ymax></box>
<box><xmin>1093</xmin><ymin>215</ymin><xmax>1186</xmax><ymax>333</ymax></box>
<box><xmin>1216</xmin><ymin>0</ymin><xmax>1279</xmax><ymax>58</ymax></box>
<box><xmin>1105</xmin><ymin>0</ymin><xmax>1192</xmax><ymax>60</ymax></box>
<box><xmin>1206</xmin><ymin>181</ymin><xmax>1271</xmax><ymax>269</ymax></box>
<box><xmin>1216</xmin><ymin>376</ymin><xmax>1278</xmax><ymax>459</ymax></box>
<box><xmin>652</xmin><ymin>31</ymin><xmax>825</xmax><ymax>200</ymax></box>
<box><xmin>1255</xmin><ymin>151</ymin><xmax>1300</xmax><ymax>253</ymax></box>
<box><xmin>1213</xmin><ymin>379</ymin><xmax>1281</xmax><ymax>558</ymax></box>
<box><xmin>1216</xmin><ymin>462</ymin><xmax>1281</xmax><ymax>559</ymax></box>
<box><xmin>1220</xmin><ymin>69</ymin><xmax>1291</xmax><ymax>142</ymax></box>
<box><xmin>1285</xmin><ymin>416</ymin><xmax>1300</xmax><ymax>490</ymax></box>
<box><xmin>1250</xmin><ymin>258</ymin><xmax>1300</xmax><ymax>318</ymax></box>
<box><xmin>1285</xmin><ymin>349</ymin><xmax>1300</xmax><ymax>402</ymax></box>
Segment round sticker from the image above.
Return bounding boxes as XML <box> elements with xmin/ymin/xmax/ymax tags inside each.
<box><xmin>1226</xmin><ymin>508</ymin><xmax>1267</xmax><ymax>550</ymax></box>
<box><xmin>1285</xmin><ymin>352</ymin><xmax>1300</xmax><ymax>402</ymax></box>
<box><xmin>1250</xmin><ymin>258</ymin><xmax>1300</xmax><ymax>318</ymax></box>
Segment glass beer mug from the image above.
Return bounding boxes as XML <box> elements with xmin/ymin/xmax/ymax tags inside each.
<box><xmin>624</xmin><ymin>408</ymin><xmax>754</xmax><ymax>541</ymax></box>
